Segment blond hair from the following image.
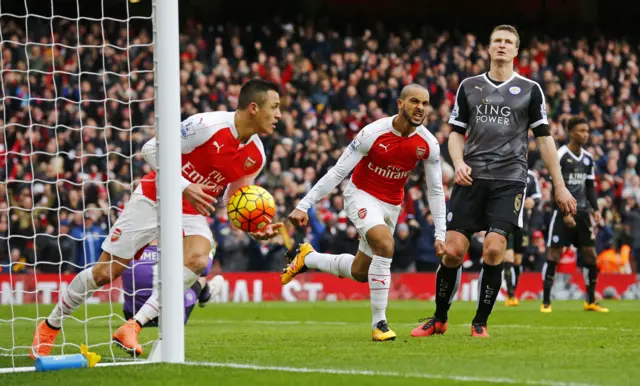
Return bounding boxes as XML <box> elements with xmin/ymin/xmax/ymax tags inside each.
<box><xmin>490</xmin><ymin>25</ymin><xmax>520</xmax><ymax>48</ymax></box>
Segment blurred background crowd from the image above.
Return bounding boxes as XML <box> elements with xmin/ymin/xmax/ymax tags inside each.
<box><xmin>1</xmin><ymin>0</ymin><xmax>639</xmax><ymax>276</ymax></box>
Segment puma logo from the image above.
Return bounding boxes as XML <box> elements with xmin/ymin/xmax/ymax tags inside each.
<box><xmin>212</xmin><ymin>141</ymin><xmax>224</xmax><ymax>153</ymax></box>
<box><xmin>378</xmin><ymin>143</ymin><xmax>390</xmax><ymax>152</ymax></box>
<box><xmin>371</xmin><ymin>278</ymin><xmax>387</xmax><ymax>286</ymax></box>
<box><xmin>475</xmin><ymin>85</ymin><xmax>485</xmax><ymax>91</ymax></box>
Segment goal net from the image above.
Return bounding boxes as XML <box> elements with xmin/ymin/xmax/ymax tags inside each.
<box><xmin>0</xmin><ymin>0</ymin><xmax>180</xmax><ymax>371</ymax></box>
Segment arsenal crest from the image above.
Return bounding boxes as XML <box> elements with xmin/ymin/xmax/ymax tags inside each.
<box><xmin>244</xmin><ymin>156</ymin><xmax>256</xmax><ymax>170</ymax></box>
<box><xmin>416</xmin><ymin>147</ymin><xmax>426</xmax><ymax>159</ymax></box>
<box><xmin>111</xmin><ymin>228</ymin><xmax>122</xmax><ymax>242</ymax></box>
<box><xmin>358</xmin><ymin>208</ymin><xmax>367</xmax><ymax>219</ymax></box>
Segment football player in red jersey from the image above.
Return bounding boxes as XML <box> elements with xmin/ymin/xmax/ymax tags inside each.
<box><xmin>284</xmin><ymin>84</ymin><xmax>446</xmax><ymax>341</ymax></box>
<box><xmin>31</xmin><ymin>79</ymin><xmax>284</xmax><ymax>359</ymax></box>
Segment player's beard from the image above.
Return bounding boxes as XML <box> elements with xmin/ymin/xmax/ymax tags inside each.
<box><xmin>402</xmin><ymin>108</ymin><xmax>422</xmax><ymax>127</ymax></box>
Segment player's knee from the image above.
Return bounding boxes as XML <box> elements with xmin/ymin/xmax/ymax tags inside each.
<box><xmin>368</xmin><ymin>237</ymin><xmax>394</xmax><ymax>258</ymax></box>
<box><xmin>443</xmin><ymin>252</ymin><xmax>463</xmax><ymax>267</ymax></box>
<box><xmin>184</xmin><ymin>252</ymin><xmax>209</xmax><ymax>274</ymax></box>
<box><xmin>93</xmin><ymin>252</ymin><xmax>126</xmax><ymax>286</ymax></box>
<box><xmin>443</xmin><ymin>238</ymin><xmax>466</xmax><ymax>267</ymax></box>
<box><xmin>483</xmin><ymin>236</ymin><xmax>507</xmax><ymax>264</ymax></box>
<box><xmin>582</xmin><ymin>247</ymin><xmax>597</xmax><ymax>265</ymax></box>
<box><xmin>92</xmin><ymin>266</ymin><xmax>112</xmax><ymax>287</ymax></box>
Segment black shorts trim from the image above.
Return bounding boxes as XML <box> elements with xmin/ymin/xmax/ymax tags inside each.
<box><xmin>446</xmin><ymin>179</ymin><xmax>527</xmax><ymax>235</ymax></box>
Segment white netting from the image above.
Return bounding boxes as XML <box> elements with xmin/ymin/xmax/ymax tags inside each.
<box><xmin>0</xmin><ymin>0</ymin><xmax>156</xmax><ymax>369</ymax></box>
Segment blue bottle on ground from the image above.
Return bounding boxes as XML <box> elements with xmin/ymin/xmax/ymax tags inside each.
<box><xmin>35</xmin><ymin>354</ymin><xmax>88</xmax><ymax>372</ymax></box>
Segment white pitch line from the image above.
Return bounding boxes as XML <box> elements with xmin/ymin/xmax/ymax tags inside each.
<box><xmin>202</xmin><ymin>319</ymin><xmax>632</xmax><ymax>332</ymax></box>
<box><xmin>183</xmin><ymin>361</ymin><xmax>596</xmax><ymax>386</ymax></box>
<box><xmin>0</xmin><ymin>359</ymin><xmax>598</xmax><ymax>385</ymax></box>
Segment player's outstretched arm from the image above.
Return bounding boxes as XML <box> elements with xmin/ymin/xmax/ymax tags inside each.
<box><xmin>536</xmin><ymin>135</ymin><xmax>577</xmax><ymax>215</ymax></box>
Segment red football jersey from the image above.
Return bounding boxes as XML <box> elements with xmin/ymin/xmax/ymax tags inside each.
<box><xmin>295</xmin><ymin>115</ymin><xmax>447</xmax><ymax>241</ymax></box>
<box><xmin>349</xmin><ymin>118</ymin><xmax>439</xmax><ymax>205</ymax></box>
<box><xmin>138</xmin><ymin>111</ymin><xmax>265</xmax><ymax>215</ymax></box>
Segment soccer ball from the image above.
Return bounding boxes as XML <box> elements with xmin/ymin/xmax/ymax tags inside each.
<box><xmin>227</xmin><ymin>185</ymin><xmax>276</xmax><ymax>232</ymax></box>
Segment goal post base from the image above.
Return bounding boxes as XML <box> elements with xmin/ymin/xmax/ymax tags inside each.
<box><xmin>147</xmin><ymin>340</ymin><xmax>163</xmax><ymax>363</ymax></box>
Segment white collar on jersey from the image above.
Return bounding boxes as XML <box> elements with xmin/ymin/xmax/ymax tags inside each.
<box><xmin>228</xmin><ymin>111</ymin><xmax>239</xmax><ymax>138</ymax></box>
<box><xmin>565</xmin><ymin>145</ymin><xmax>585</xmax><ymax>161</ymax></box>
<box><xmin>389</xmin><ymin>115</ymin><xmax>420</xmax><ymax>137</ymax></box>
<box><xmin>483</xmin><ymin>72</ymin><xmax>517</xmax><ymax>89</ymax></box>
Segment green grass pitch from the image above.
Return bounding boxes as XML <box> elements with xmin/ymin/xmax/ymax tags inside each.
<box><xmin>1</xmin><ymin>300</ymin><xmax>639</xmax><ymax>385</ymax></box>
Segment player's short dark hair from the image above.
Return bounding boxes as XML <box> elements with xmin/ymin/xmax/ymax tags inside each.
<box><xmin>490</xmin><ymin>24</ymin><xmax>520</xmax><ymax>48</ymax></box>
<box><xmin>567</xmin><ymin>116</ymin><xmax>588</xmax><ymax>132</ymax></box>
<box><xmin>237</xmin><ymin>78</ymin><xmax>281</xmax><ymax>110</ymax></box>
<box><xmin>399</xmin><ymin>83</ymin><xmax>428</xmax><ymax>100</ymax></box>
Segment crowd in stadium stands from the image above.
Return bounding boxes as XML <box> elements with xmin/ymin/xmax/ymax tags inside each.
<box><xmin>0</xmin><ymin>17</ymin><xmax>639</xmax><ymax>275</ymax></box>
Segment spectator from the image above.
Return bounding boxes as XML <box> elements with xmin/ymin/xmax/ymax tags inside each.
<box><xmin>1</xmin><ymin>15</ymin><xmax>638</xmax><ymax>274</ymax></box>
<box><xmin>622</xmin><ymin>195</ymin><xmax>640</xmax><ymax>273</ymax></box>
<box><xmin>391</xmin><ymin>221</ymin><xmax>420</xmax><ymax>272</ymax></box>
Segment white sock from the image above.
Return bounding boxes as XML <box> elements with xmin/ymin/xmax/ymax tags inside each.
<box><xmin>134</xmin><ymin>266</ymin><xmax>199</xmax><ymax>326</ymax></box>
<box><xmin>47</xmin><ymin>268</ymin><xmax>99</xmax><ymax>328</ymax></box>
<box><xmin>368</xmin><ymin>255</ymin><xmax>391</xmax><ymax>329</ymax></box>
<box><xmin>305</xmin><ymin>252</ymin><xmax>355</xmax><ymax>280</ymax></box>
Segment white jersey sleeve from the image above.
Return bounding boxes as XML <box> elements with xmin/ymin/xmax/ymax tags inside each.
<box><xmin>296</xmin><ymin>124</ymin><xmax>380</xmax><ymax>212</ymax></box>
<box><xmin>222</xmin><ymin>135</ymin><xmax>266</xmax><ymax>207</ymax></box>
<box><xmin>420</xmin><ymin>130</ymin><xmax>446</xmax><ymax>241</ymax></box>
<box><xmin>140</xmin><ymin>112</ymin><xmax>233</xmax><ymax>190</ymax></box>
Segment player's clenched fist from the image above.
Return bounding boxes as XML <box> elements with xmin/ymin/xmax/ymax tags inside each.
<box><xmin>183</xmin><ymin>183</ymin><xmax>218</xmax><ymax>216</ymax></box>
<box><xmin>454</xmin><ymin>162</ymin><xmax>473</xmax><ymax>186</ymax></box>
<box><xmin>288</xmin><ymin>208</ymin><xmax>309</xmax><ymax>227</ymax></box>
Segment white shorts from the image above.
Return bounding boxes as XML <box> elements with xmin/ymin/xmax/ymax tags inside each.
<box><xmin>101</xmin><ymin>193</ymin><xmax>214</xmax><ymax>259</ymax></box>
<box><xmin>343</xmin><ymin>181</ymin><xmax>401</xmax><ymax>257</ymax></box>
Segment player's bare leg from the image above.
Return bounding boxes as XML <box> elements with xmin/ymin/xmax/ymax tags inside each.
<box><xmin>541</xmin><ymin>247</ymin><xmax>563</xmax><ymax>313</ymax></box>
<box><xmin>471</xmin><ymin>231</ymin><xmax>507</xmax><ymax>337</ymax></box>
<box><xmin>412</xmin><ymin>230</ymin><xmax>467</xmax><ymax>337</ymax></box>
<box><xmin>513</xmin><ymin>253</ymin><xmax>522</xmax><ymax>298</ymax></box>
<box><xmin>282</xmin><ymin>225</ymin><xmax>395</xmax><ymax>341</ymax></box>
<box><xmin>32</xmin><ymin>251</ymin><xmax>130</xmax><ymax>359</ymax></box>
<box><xmin>513</xmin><ymin>251</ymin><xmax>523</xmax><ymax>304</ymax></box>
<box><xmin>115</xmin><ymin>235</ymin><xmax>212</xmax><ymax>356</ymax></box>
<box><xmin>582</xmin><ymin>246</ymin><xmax>608</xmax><ymax>312</ymax></box>
<box><xmin>503</xmin><ymin>247</ymin><xmax>518</xmax><ymax>306</ymax></box>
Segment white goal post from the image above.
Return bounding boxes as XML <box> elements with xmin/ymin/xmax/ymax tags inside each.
<box><xmin>153</xmin><ymin>0</ymin><xmax>184</xmax><ymax>364</ymax></box>
<box><xmin>0</xmin><ymin>0</ymin><xmax>184</xmax><ymax>371</ymax></box>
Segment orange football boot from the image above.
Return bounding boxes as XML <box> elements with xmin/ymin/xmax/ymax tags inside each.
<box><xmin>411</xmin><ymin>317</ymin><xmax>448</xmax><ymax>337</ymax></box>
<box><xmin>471</xmin><ymin>323</ymin><xmax>490</xmax><ymax>338</ymax></box>
<box><xmin>30</xmin><ymin>320</ymin><xmax>60</xmax><ymax>360</ymax></box>
<box><xmin>112</xmin><ymin>319</ymin><xmax>143</xmax><ymax>356</ymax></box>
